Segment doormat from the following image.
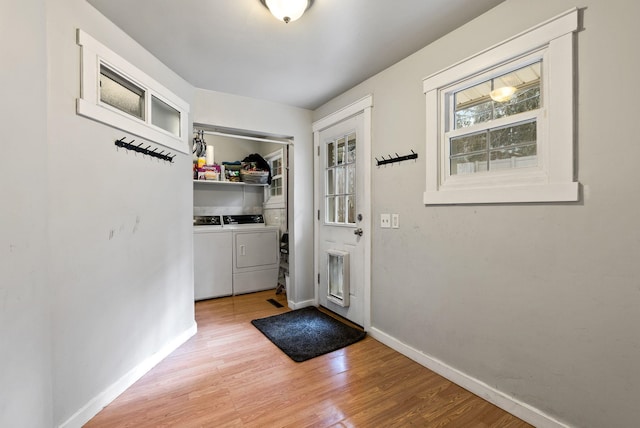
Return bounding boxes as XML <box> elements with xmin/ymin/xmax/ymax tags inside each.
<box><xmin>266</xmin><ymin>298</ymin><xmax>284</xmax><ymax>308</ymax></box>
<box><xmin>251</xmin><ymin>306</ymin><xmax>366</xmax><ymax>362</ymax></box>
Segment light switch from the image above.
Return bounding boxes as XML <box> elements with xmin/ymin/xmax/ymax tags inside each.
<box><xmin>392</xmin><ymin>214</ymin><xmax>399</xmax><ymax>229</ymax></box>
<box><xmin>380</xmin><ymin>213</ymin><xmax>391</xmax><ymax>228</ymax></box>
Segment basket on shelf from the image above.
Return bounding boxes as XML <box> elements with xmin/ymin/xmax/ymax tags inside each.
<box><xmin>239</xmin><ymin>169</ymin><xmax>269</xmax><ymax>184</ymax></box>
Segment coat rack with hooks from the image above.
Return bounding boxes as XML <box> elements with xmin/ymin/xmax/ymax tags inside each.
<box><xmin>114</xmin><ymin>137</ymin><xmax>176</xmax><ymax>163</ymax></box>
<box><xmin>375</xmin><ymin>150</ymin><xmax>418</xmax><ymax>166</ymax></box>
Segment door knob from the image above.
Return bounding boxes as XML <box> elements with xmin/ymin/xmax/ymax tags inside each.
<box><xmin>354</xmin><ymin>228</ymin><xmax>363</xmax><ymax>236</ymax></box>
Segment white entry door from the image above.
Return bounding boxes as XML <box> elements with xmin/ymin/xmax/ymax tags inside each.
<box><xmin>315</xmin><ymin>110</ymin><xmax>369</xmax><ymax>327</ymax></box>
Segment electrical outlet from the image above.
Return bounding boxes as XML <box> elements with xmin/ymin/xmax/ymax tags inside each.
<box><xmin>392</xmin><ymin>213</ymin><xmax>400</xmax><ymax>229</ymax></box>
<box><xmin>380</xmin><ymin>213</ymin><xmax>391</xmax><ymax>228</ymax></box>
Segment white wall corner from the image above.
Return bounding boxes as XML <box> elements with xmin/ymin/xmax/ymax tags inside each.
<box><xmin>58</xmin><ymin>322</ymin><xmax>198</xmax><ymax>428</ymax></box>
<box><xmin>369</xmin><ymin>327</ymin><xmax>570</xmax><ymax>428</ymax></box>
<box><xmin>289</xmin><ymin>299</ymin><xmax>316</xmax><ymax>310</ymax></box>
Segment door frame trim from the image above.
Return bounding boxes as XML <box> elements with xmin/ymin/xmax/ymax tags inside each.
<box><xmin>312</xmin><ymin>94</ymin><xmax>373</xmax><ymax>331</ymax></box>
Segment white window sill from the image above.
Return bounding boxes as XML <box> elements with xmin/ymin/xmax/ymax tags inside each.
<box><xmin>424</xmin><ymin>182</ymin><xmax>579</xmax><ymax>205</ymax></box>
<box><xmin>77</xmin><ymin>99</ymin><xmax>187</xmax><ymax>154</ymax></box>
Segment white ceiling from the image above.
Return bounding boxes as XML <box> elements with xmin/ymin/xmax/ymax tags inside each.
<box><xmin>87</xmin><ymin>0</ymin><xmax>505</xmax><ymax>110</ymax></box>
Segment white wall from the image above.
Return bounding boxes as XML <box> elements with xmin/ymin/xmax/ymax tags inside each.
<box><xmin>2</xmin><ymin>1</ymin><xmax>312</xmax><ymax>425</ymax></box>
<box><xmin>0</xmin><ymin>0</ymin><xmax>53</xmax><ymax>426</ymax></box>
<box><xmin>314</xmin><ymin>0</ymin><xmax>640</xmax><ymax>427</ymax></box>
<box><xmin>45</xmin><ymin>0</ymin><xmax>196</xmax><ymax>425</ymax></box>
<box><xmin>192</xmin><ymin>90</ymin><xmax>314</xmax><ymax>304</ymax></box>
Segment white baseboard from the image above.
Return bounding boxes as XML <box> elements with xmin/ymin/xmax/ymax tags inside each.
<box><xmin>59</xmin><ymin>322</ymin><xmax>198</xmax><ymax>428</ymax></box>
<box><xmin>369</xmin><ymin>327</ymin><xmax>569</xmax><ymax>428</ymax></box>
<box><xmin>289</xmin><ymin>298</ymin><xmax>315</xmax><ymax>310</ymax></box>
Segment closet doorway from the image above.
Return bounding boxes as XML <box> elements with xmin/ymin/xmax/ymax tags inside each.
<box><xmin>192</xmin><ymin>123</ymin><xmax>293</xmax><ymax>300</ymax></box>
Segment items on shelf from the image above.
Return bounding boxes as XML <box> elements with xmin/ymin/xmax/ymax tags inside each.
<box><xmin>222</xmin><ymin>161</ymin><xmax>242</xmax><ymax>182</ymax></box>
<box><xmin>241</xmin><ymin>153</ymin><xmax>272</xmax><ymax>185</ymax></box>
<box><xmin>193</xmin><ymin>152</ymin><xmax>272</xmax><ymax>184</ymax></box>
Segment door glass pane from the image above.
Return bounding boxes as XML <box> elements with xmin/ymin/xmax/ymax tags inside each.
<box><xmin>326</xmin><ymin>169</ymin><xmax>335</xmax><ymax>195</ymax></box>
<box><xmin>151</xmin><ymin>95</ymin><xmax>180</xmax><ymax>136</ymax></box>
<box><xmin>335</xmin><ymin>166</ymin><xmax>346</xmax><ymax>195</ymax></box>
<box><xmin>337</xmin><ymin>196</ymin><xmax>345</xmax><ymax>223</ymax></box>
<box><xmin>347</xmin><ymin>133</ymin><xmax>356</xmax><ymax>163</ymax></box>
<box><xmin>327</xmin><ymin>197</ymin><xmax>335</xmax><ymax>223</ymax></box>
<box><xmin>325</xmin><ymin>131</ymin><xmax>357</xmax><ymax>224</ymax></box>
<box><xmin>99</xmin><ymin>64</ymin><xmax>145</xmax><ymax>120</ymax></box>
<box><xmin>347</xmin><ymin>164</ymin><xmax>355</xmax><ymax>195</ymax></box>
<box><xmin>337</xmin><ymin>137</ymin><xmax>345</xmax><ymax>165</ymax></box>
<box><xmin>347</xmin><ymin>196</ymin><xmax>355</xmax><ymax>224</ymax></box>
<box><xmin>327</xmin><ymin>142</ymin><xmax>335</xmax><ymax>167</ymax></box>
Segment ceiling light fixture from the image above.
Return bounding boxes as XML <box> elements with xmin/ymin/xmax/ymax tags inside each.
<box><xmin>490</xmin><ymin>86</ymin><xmax>517</xmax><ymax>103</ymax></box>
<box><xmin>260</xmin><ymin>0</ymin><xmax>313</xmax><ymax>24</ymax></box>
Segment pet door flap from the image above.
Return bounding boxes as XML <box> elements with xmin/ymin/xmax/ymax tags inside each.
<box><xmin>327</xmin><ymin>249</ymin><xmax>350</xmax><ymax>307</ymax></box>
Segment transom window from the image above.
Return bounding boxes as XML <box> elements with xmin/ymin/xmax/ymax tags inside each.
<box><xmin>99</xmin><ymin>64</ymin><xmax>145</xmax><ymax>120</ymax></box>
<box><xmin>77</xmin><ymin>29</ymin><xmax>190</xmax><ymax>154</ymax></box>
<box><xmin>325</xmin><ymin>132</ymin><xmax>356</xmax><ymax>224</ymax></box>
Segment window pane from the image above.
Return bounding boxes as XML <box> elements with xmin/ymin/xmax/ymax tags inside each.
<box><xmin>451</xmin><ymin>153</ymin><xmax>488</xmax><ymax>175</ymax></box>
<box><xmin>490</xmin><ymin>120</ymin><xmax>537</xmax><ymax>149</ymax></box>
<box><xmin>327</xmin><ymin>197</ymin><xmax>335</xmax><ymax>223</ymax></box>
<box><xmin>347</xmin><ymin>195</ymin><xmax>355</xmax><ymax>224</ymax></box>
<box><xmin>347</xmin><ymin>133</ymin><xmax>356</xmax><ymax>163</ymax></box>
<box><xmin>493</xmin><ymin>86</ymin><xmax>541</xmax><ymax>120</ymax></box>
<box><xmin>490</xmin><ymin>144</ymin><xmax>538</xmax><ymax>170</ymax></box>
<box><xmin>327</xmin><ymin>142</ymin><xmax>335</xmax><ymax>167</ymax></box>
<box><xmin>272</xmin><ymin>158</ymin><xmax>282</xmax><ymax>175</ymax></box>
<box><xmin>100</xmin><ymin>65</ymin><xmax>144</xmax><ymax>120</ymax></box>
<box><xmin>151</xmin><ymin>95</ymin><xmax>180</xmax><ymax>136</ymax></box>
<box><xmin>335</xmin><ymin>166</ymin><xmax>346</xmax><ymax>195</ymax></box>
<box><xmin>489</xmin><ymin>121</ymin><xmax>538</xmax><ymax>169</ymax></box>
<box><xmin>451</xmin><ymin>132</ymin><xmax>487</xmax><ymax>156</ymax></box>
<box><xmin>337</xmin><ymin>137</ymin><xmax>345</xmax><ymax>165</ymax></box>
<box><xmin>347</xmin><ymin>164</ymin><xmax>355</xmax><ymax>195</ymax></box>
<box><xmin>455</xmin><ymin>61</ymin><xmax>541</xmax><ymax>129</ymax></box>
<box><xmin>454</xmin><ymin>83</ymin><xmax>493</xmax><ymax>128</ymax></box>
<box><xmin>270</xmin><ymin>177</ymin><xmax>282</xmax><ymax>196</ymax></box>
<box><xmin>326</xmin><ymin>169</ymin><xmax>335</xmax><ymax>195</ymax></box>
<box><xmin>337</xmin><ymin>196</ymin><xmax>345</xmax><ymax>223</ymax></box>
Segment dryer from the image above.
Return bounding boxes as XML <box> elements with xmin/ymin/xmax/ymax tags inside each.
<box><xmin>224</xmin><ymin>215</ymin><xmax>280</xmax><ymax>295</ymax></box>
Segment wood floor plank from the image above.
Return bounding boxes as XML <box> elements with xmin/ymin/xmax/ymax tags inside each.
<box><xmin>85</xmin><ymin>291</ymin><xmax>532</xmax><ymax>427</ymax></box>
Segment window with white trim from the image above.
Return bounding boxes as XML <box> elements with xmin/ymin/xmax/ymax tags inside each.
<box><xmin>264</xmin><ymin>148</ymin><xmax>286</xmax><ymax>208</ymax></box>
<box><xmin>76</xmin><ymin>29</ymin><xmax>189</xmax><ymax>154</ymax></box>
<box><xmin>423</xmin><ymin>9</ymin><xmax>579</xmax><ymax>204</ymax></box>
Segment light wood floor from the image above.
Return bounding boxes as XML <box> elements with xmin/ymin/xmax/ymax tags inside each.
<box><xmin>86</xmin><ymin>290</ymin><xmax>532</xmax><ymax>427</ymax></box>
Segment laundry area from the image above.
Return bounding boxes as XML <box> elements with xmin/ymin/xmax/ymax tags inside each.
<box><xmin>192</xmin><ymin>124</ymin><xmax>290</xmax><ymax>301</ymax></box>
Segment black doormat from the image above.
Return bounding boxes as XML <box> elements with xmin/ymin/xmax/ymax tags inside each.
<box><xmin>251</xmin><ymin>306</ymin><xmax>366</xmax><ymax>362</ymax></box>
<box><xmin>266</xmin><ymin>298</ymin><xmax>284</xmax><ymax>308</ymax></box>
